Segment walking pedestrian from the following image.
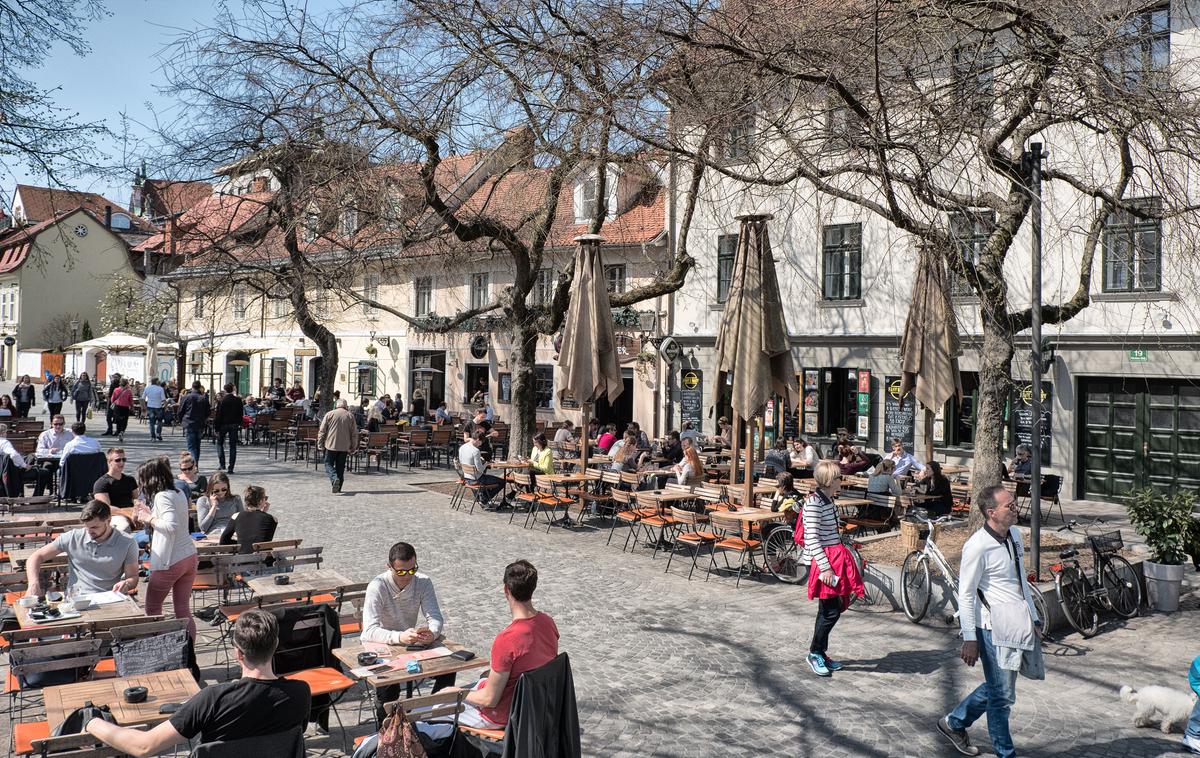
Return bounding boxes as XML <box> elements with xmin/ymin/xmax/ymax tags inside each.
<box><xmin>214</xmin><ymin>383</ymin><xmax>244</xmax><ymax>473</ymax></box>
<box><xmin>103</xmin><ymin>373</ymin><xmax>121</xmax><ymax>435</ymax></box>
<box><xmin>133</xmin><ymin>456</ymin><xmax>199</xmax><ymax>638</ymax></box>
<box><xmin>178</xmin><ymin>382</ymin><xmax>211</xmax><ymax>466</ymax></box>
<box><xmin>142</xmin><ymin>378</ymin><xmax>166</xmax><ymax>441</ymax></box>
<box><xmin>42</xmin><ymin>374</ymin><xmax>68</xmax><ymax>418</ymax></box>
<box><xmin>71</xmin><ymin>372</ymin><xmax>96</xmax><ymax>423</ymax></box>
<box><xmin>938</xmin><ymin>484</ymin><xmax>1044</xmax><ymax>757</ymax></box>
<box><xmin>12</xmin><ymin>375</ymin><xmax>35</xmax><ymax>418</ymax></box>
<box><xmin>1184</xmin><ymin>653</ymin><xmax>1200</xmax><ymax>754</ymax></box>
<box><xmin>109</xmin><ymin>379</ymin><xmax>133</xmax><ymax>442</ymax></box>
<box><xmin>317</xmin><ymin>398</ymin><xmax>358</xmax><ymax>494</ymax></box>
<box><xmin>802</xmin><ymin>460</ymin><xmax>865</xmax><ymax>677</ymax></box>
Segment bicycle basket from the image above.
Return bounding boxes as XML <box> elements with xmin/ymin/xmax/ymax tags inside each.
<box><xmin>1088</xmin><ymin>530</ymin><xmax>1123</xmax><ymax>555</ymax></box>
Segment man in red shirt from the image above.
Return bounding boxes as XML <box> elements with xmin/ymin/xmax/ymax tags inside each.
<box><xmin>455</xmin><ymin>559</ymin><xmax>559</xmax><ymax>728</ymax></box>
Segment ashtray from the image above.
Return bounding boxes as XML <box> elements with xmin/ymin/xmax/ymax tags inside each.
<box><xmin>123</xmin><ymin>686</ymin><xmax>148</xmax><ymax>704</ymax></box>
<box><xmin>273</xmin><ymin>575</ymin><xmax>290</xmax><ymax>585</ymax></box>
<box><xmin>357</xmin><ymin>652</ymin><xmax>379</xmax><ymax>666</ymax></box>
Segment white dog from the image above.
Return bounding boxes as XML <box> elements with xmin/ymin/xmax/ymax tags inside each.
<box><xmin>1119</xmin><ymin>684</ymin><xmax>1198</xmax><ymax>733</ymax></box>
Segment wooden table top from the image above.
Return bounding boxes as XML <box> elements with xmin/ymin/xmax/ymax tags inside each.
<box><xmin>940</xmin><ymin>465</ymin><xmax>971</xmax><ymax>475</ymax></box>
<box><xmin>489</xmin><ymin>460</ymin><xmax>533</xmax><ymax>469</ymax></box>
<box><xmin>246</xmin><ymin>569</ymin><xmax>353</xmax><ymax>603</ymax></box>
<box><xmin>708</xmin><ymin>507</ymin><xmax>785</xmax><ymax>524</ymax></box>
<box><xmin>332</xmin><ymin>639</ymin><xmax>487</xmax><ymax>687</ymax></box>
<box><xmin>15</xmin><ymin>595</ymin><xmax>150</xmax><ymax>631</ymax></box>
<box><xmin>540</xmin><ymin>472</ymin><xmax>600</xmax><ymax>484</ymax></box>
<box><xmin>43</xmin><ymin>668</ymin><xmax>199</xmax><ymax>729</ymax></box>
<box><xmin>634</xmin><ymin>490</ymin><xmax>698</xmax><ymax>504</ymax></box>
<box><xmin>6</xmin><ymin>546</ymin><xmax>65</xmax><ymax>568</ymax></box>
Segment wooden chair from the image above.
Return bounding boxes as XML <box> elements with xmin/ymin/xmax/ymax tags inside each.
<box><xmin>844</xmin><ymin>494</ymin><xmax>899</xmax><ymax>534</ymax></box>
<box><xmin>628</xmin><ymin>493</ymin><xmax>675</xmax><ymax>557</ymax></box>
<box><xmin>506</xmin><ymin>472</ymin><xmax>542</xmax><ymax>526</ymax></box>
<box><xmin>359</xmin><ymin>432</ymin><xmax>394</xmax><ymax>472</ymax></box>
<box><xmin>705</xmin><ymin>512</ymin><xmax>763</xmax><ymax>587</ymax></box>
<box><xmin>251</xmin><ymin>538</ymin><xmax>302</xmax><ymax>552</ymax></box>
<box><xmin>665</xmin><ymin>507</ymin><xmax>717</xmax><ymax>580</ymax></box>
<box><xmin>334</xmin><ymin>582</ymin><xmax>369</xmax><ymax>637</ymax></box>
<box><xmin>7</xmin><ymin>638</ymin><xmax>103</xmax><ymax>743</ymax></box>
<box><xmin>269</xmin><ymin>546</ymin><xmax>324</xmax><ymax>573</ymax></box>
<box><xmin>528</xmin><ymin>479</ymin><xmax>573</xmax><ymax>532</ymax></box>
<box><xmin>23</xmin><ymin>725</ymin><xmax>149</xmax><ymax>757</ymax></box>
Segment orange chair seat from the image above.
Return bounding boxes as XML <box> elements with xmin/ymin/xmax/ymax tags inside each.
<box><xmin>715</xmin><ymin>537</ymin><xmax>761</xmax><ymax>551</ymax></box>
<box><xmin>339</xmin><ymin>621</ymin><xmax>361</xmax><ymax>635</ymax></box>
<box><xmin>459</xmin><ymin>724</ymin><xmax>504</xmax><ymax>742</ymax></box>
<box><xmin>309</xmin><ymin>593</ymin><xmax>336</xmax><ymax>604</ymax></box>
<box><xmin>615</xmin><ymin>511</ymin><xmax>641</xmax><ymax>523</ymax></box>
<box><xmin>677</xmin><ymin>531</ymin><xmax>718</xmax><ymax>544</ymax></box>
<box><xmin>94</xmin><ymin>658</ymin><xmax>118</xmax><ymax>678</ymax></box>
<box><xmin>639</xmin><ymin>516</ymin><xmax>669</xmax><ymax>527</ymax></box>
<box><xmin>6</xmin><ymin>669</ymin><xmax>18</xmax><ymax>694</ymax></box>
<box><xmin>283</xmin><ymin>666</ymin><xmax>355</xmax><ymax>696</ymax></box>
<box><xmin>354</xmin><ymin>735</ymin><xmax>370</xmax><ymax>748</ymax></box>
<box><xmin>5</xmin><ymin>591</ymin><xmax>22</xmax><ymax>605</ymax></box>
<box><xmin>219</xmin><ymin>602</ymin><xmax>257</xmax><ymax>622</ymax></box>
<box><xmin>14</xmin><ymin>720</ymin><xmax>49</xmax><ymax>755</ymax></box>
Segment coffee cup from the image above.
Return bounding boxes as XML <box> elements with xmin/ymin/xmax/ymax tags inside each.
<box><xmin>17</xmin><ymin>596</ymin><xmax>37</xmax><ymax>608</ymax></box>
<box><xmin>59</xmin><ymin>602</ymin><xmax>76</xmax><ymax>614</ymax></box>
<box><xmin>46</xmin><ymin>591</ymin><xmax>64</xmax><ymax>603</ymax></box>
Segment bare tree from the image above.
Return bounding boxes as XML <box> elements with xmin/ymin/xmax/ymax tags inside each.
<box><xmin>642</xmin><ymin>0</ymin><xmax>1200</xmax><ymax>514</ymax></box>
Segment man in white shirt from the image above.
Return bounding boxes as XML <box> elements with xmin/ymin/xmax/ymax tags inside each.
<box><xmin>36</xmin><ymin>414</ymin><xmax>74</xmax><ymax>457</ymax></box>
<box><xmin>879</xmin><ymin>437</ymin><xmax>926</xmax><ymax>478</ymax></box>
<box><xmin>142</xmin><ymin>378</ymin><xmax>167</xmax><ymax>442</ymax></box>
<box><xmin>60</xmin><ymin>421</ymin><xmax>103</xmax><ymax>465</ymax></box>
<box><xmin>938</xmin><ymin>485</ymin><xmax>1041</xmax><ymax>758</ymax></box>
<box><xmin>459</xmin><ymin>431</ymin><xmax>503</xmax><ymax>503</ymax></box>
<box><xmin>0</xmin><ymin>423</ymin><xmax>50</xmax><ymax>495</ymax></box>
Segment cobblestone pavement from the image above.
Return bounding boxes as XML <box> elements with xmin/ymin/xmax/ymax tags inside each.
<box><xmin>11</xmin><ymin>415</ymin><xmax>1200</xmax><ymax>757</ymax></box>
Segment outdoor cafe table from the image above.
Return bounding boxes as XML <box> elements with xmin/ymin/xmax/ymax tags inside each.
<box><xmin>634</xmin><ymin>489</ymin><xmax>701</xmax><ymax>507</ymax></box>
<box><xmin>489</xmin><ymin>460</ymin><xmax>533</xmax><ymax>470</ymax></box>
<box><xmin>6</xmin><ymin>546</ymin><xmax>65</xmax><ymax>569</ymax></box>
<box><xmin>940</xmin><ymin>464</ymin><xmax>971</xmax><ymax>477</ymax></box>
<box><xmin>333</xmin><ymin>638</ymin><xmax>487</xmax><ymax>691</ymax></box>
<box><xmin>43</xmin><ymin>668</ymin><xmax>199</xmax><ymax>729</ymax></box>
<box><xmin>245</xmin><ymin>569</ymin><xmax>352</xmax><ymax>603</ymax></box>
<box><xmin>15</xmin><ymin>594</ymin><xmax>151</xmax><ymax>631</ymax></box>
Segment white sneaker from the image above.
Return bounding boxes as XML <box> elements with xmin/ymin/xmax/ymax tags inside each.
<box><xmin>1182</xmin><ymin>733</ymin><xmax>1200</xmax><ymax>754</ymax></box>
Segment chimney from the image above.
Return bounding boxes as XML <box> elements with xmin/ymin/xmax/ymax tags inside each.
<box><xmin>104</xmin><ymin>205</ymin><xmax>113</xmax><ymax>229</ymax></box>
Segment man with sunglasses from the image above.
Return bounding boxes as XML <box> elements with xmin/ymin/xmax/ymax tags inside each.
<box><xmin>938</xmin><ymin>485</ymin><xmax>1043</xmax><ymax>758</ymax></box>
<box><xmin>92</xmin><ymin>448</ymin><xmax>139</xmax><ymax>510</ymax></box>
<box><xmin>362</xmin><ymin>541</ymin><xmax>452</xmax><ymax>724</ymax></box>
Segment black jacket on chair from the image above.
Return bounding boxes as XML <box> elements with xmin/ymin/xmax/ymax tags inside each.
<box><xmin>500</xmin><ymin>652</ymin><xmax>581</xmax><ymax>758</ymax></box>
<box><xmin>59</xmin><ymin>452</ymin><xmax>107</xmax><ymax>501</ymax></box>
<box><xmin>0</xmin><ymin>453</ymin><xmax>24</xmax><ymax>497</ymax></box>
<box><xmin>190</xmin><ymin>725</ymin><xmax>305</xmax><ymax>758</ymax></box>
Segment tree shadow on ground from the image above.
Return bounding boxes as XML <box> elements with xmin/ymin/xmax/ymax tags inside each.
<box><xmin>1053</xmin><ymin>734</ymin><xmax>1193</xmax><ymax>756</ymax></box>
<box><xmin>840</xmin><ymin>648</ymin><xmax>952</xmax><ymax>675</ymax></box>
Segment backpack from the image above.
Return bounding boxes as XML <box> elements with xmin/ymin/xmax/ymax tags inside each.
<box><xmin>52</xmin><ymin>701</ymin><xmax>117</xmax><ymax>737</ymax></box>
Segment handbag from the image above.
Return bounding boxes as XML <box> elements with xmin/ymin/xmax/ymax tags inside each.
<box><xmin>52</xmin><ymin>700</ymin><xmax>117</xmax><ymax>736</ymax></box>
<box><xmin>376</xmin><ymin>707</ymin><xmax>429</xmax><ymax>758</ymax></box>
<box><xmin>86</xmin><ymin>408</ymin><xmax>93</xmax><ymax>419</ymax></box>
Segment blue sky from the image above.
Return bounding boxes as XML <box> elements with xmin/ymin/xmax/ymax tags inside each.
<box><xmin>2</xmin><ymin>0</ymin><xmax>338</xmax><ymax>209</ymax></box>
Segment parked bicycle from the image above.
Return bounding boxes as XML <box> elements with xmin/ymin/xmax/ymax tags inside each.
<box><xmin>900</xmin><ymin>513</ymin><xmax>959</xmax><ymax>623</ymax></box>
<box><xmin>762</xmin><ymin>521</ymin><xmax>884</xmax><ymax>606</ymax></box>
<box><xmin>1049</xmin><ymin>519</ymin><xmax>1141</xmax><ymax>638</ymax></box>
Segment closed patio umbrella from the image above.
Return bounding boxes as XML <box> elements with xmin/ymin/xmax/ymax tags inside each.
<box><xmin>899</xmin><ymin>244</ymin><xmax>963</xmax><ymax>462</ymax></box>
<box><xmin>713</xmin><ymin>213</ymin><xmax>798</xmax><ymax>505</ymax></box>
<box><xmin>555</xmin><ymin>234</ymin><xmax>623</xmax><ymax>470</ymax></box>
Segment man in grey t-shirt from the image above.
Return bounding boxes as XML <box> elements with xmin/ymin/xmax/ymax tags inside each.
<box><xmin>25</xmin><ymin>500</ymin><xmax>139</xmax><ymax>597</ymax></box>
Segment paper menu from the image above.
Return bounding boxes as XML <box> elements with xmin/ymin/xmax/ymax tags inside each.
<box><xmin>78</xmin><ymin>591</ymin><xmax>127</xmax><ymax>606</ymax></box>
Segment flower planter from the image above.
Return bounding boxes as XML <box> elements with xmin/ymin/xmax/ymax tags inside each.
<box><xmin>1142</xmin><ymin>559</ymin><xmax>1185</xmax><ymax>612</ymax></box>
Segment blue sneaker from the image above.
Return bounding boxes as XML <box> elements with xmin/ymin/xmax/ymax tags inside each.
<box><xmin>807</xmin><ymin>652</ymin><xmax>831</xmax><ymax>677</ymax></box>
<box><xmin>824</xmin><ymin>658</ymin><xmax>845</xmax><ymax>671</ymax></box>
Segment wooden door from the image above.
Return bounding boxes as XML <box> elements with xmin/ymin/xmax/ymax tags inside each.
<box><xmin>94</xmin><ymin>351</ymin><xmax>107</xmax><ymax>383</ymax></box>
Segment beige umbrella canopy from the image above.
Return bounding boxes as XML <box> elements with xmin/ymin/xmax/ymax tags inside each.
<box><xmin>713</xmin><ymin>213</ymin><xmax>798</xmax><ymax>503</ymax></box>
<box><xmin>555</xmin><ymin>234</ymin><xmax>623</xmax><ymax>469</ymax></box>
<box><xmin>899</xmin><ymin>245</ymin><xmax>964</xmax><ymax>460</ymax></box>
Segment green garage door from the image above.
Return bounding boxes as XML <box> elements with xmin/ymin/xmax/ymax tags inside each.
<box><xmin>1081</xmin><ymin>378</ymin><xmax>1200</xmax><ymax>500</ymax></box>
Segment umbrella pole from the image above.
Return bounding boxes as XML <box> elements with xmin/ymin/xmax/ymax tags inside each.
<box><xmin>580</xmin><ymin>403</ymin><xmax>591</xmax><ymax>472</ymax></box>
<box><xmin>924</xmin><ymin>408</ymin><xmax>935</xmax><ymax>465</ymax></box>
<box><xmin>743</xmin><ymin>416</ymin><xmax>754</xmax><ymax>506</ymax></box>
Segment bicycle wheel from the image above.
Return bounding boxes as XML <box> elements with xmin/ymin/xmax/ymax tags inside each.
<box><xmin>1055</xmin><ymin>565</ymin><xmax>1099</xmax><ymax>638</ymax></box>
<box><xmin>844</xmin><ymin>541</ymin><xmax>883</xmax><ymax>608</ymax></box>
<box><xmin>900</xmin><ymin>551</ymin><xmax>932</xmax><ymax>623</ymax></box>
<box><xmin>1029</xmin><ymin>585</ymin><xmax>1050</xmax><ymax>640</ymax></box>
<box><xmin>1100</xmin><ymin>555</ymin><xmax>1141</xmax><ymax>619</ymax></box>
<box><xmin>762</xmin><ymin>526</ymin><xmax>808</xmax><ymax>584</ymax></box>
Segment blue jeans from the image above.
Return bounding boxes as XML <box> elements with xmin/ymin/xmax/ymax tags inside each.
<box><xmin>471</xmin><ymin>473</ymin><xmax>505</xmax><ymax>503</ymax></box>
<box><xmin>325</xmin><ymin>450</ymin><xmax>349</xmax><ymax>486</ymax></box>
<box><xmin>217</xmin><ymin>424</ymin><xmax>239</xmax><ymax>471</ymax></box>
<box><xmin>184</xmin><ymin>426</ymin><xmax>202</xmax><ymax>466</ymax></box>
<box><xmin>147</xmin><ymin>407</ymin><xmax>163</xmax><ymax>439</ymax></box>
<box><xmin>1186</xmin><ymin>698</ymin><xmax>1200</xmax><ymax>748</ymax></box>
<box><xmin>947</xmin><ymin>628</ymin><xmax>1018</xmax><ymax>758</ymax></box>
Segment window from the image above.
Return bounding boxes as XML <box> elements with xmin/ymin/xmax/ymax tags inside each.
<box><xmin>273</xmin><ymin>297</ymin><xmax>288</xmax><ymax>318</ymax></box>
<box><xmin>1103</xmin><ymin>197</ymin><xmax>1162</xmax><ymax>293</ymax></box>
<box><xmin>361</xmin><ymin>274</ymin><xmax>379</xmax><ymax>315</ymax></box>
<box><xmin>723</xmin><ymin>111</ymin><xmax>755</xmax><ymax>162</ymax></box>
<box><xmin>384</xmin><ymin>190</ymin><xmax>405</xmax><ymax>228</ymax></box>
<box><xmin>952</xmin><ymin>39</ymin><xmax>997</xmax><ymax>120</ymax></box>
<box><xmin>826</xmin><ymin>100</ymin><xmax>868</xmax><ymax>148</ymax></box>
<box><xmin>193</xmin><ymin>293</ymin><xmax>205</xmax><ymax>318</ymax></box>
<box><xmin>497</xmin><ymin>373</ymin><xmax>512</xmax><ymax>403</ymax></box>
<box><xmin>109</xmin><ymin>213</ymin><xmax>132</xmax><ymax>230</ymax></box>
<box><xmin>716</xmin><ymin>234</ymin><xmax>738</xmax><ymax>303</ymax></box>
<box><xmin>302</xmin><ymin>212</ymin><xmax>319</xmax><ymax>243</ymax></box>
<box><xmin>470</xmin><ymin>273</ymin><xmax>490</xmax><ymax>310</ymax></box>
<box><xmin>534</xmin><ymin>268</ymin><xmax>555</xmax><ymax>307</ymax></box>
<box><xmin>348</xmin><ymin>360</ymin><xmax>378</xmax><ymax>397</ymax></box>
<box><xmin>232</xmin><ymin>288</ymin><xmax>247</xmax><ymax>319</ymax></box>
<box><xmin>534</xmin><ymin>365</ymin><xmax>553</xmax><ymax>409</ymax></box>
<box><xmin>1104</xmin><ymin>4</ymin><xmax>1170</xmax><ymax>90</ymax></box>
<box><xmin>943</xmin><ymin>372</ymin><xmax>980</xmax><ymax>448</ymax></box>
<box><xmin>948</xmin><ymin>211</ymin><xmax>995</xmax><ymax>296</ymax></box>
<box><xmin>339</xmin><ymin>206</ymin><xmax>359</xmax><ymax>238</ymax></box>
<box><xmin>1</xmin><ymin>291</ymin><xmax>9</xmax><ymax>321</ymax></box>
<box><xmin>414</xmin><ymin>276</ymin><xmax>433</xmax><ymax>317</ymax></box>
<box><xmin>577</xmin><ymin>176</ymin><xmax>598</xmax><ymax>221</ymax></box>
<box><xmin>604</xmin><ymin>264</ymin><xmax>626</xmax><ymax>295</ymax></box>
<box><xmin>822</xmin><ymin>223</ymin><xmax>862</xmax><ymax>300</ymax></box>
<box><xmin>259</xmin><ymin>357</ymin><xmax>287</xmax><ymax>391</ymax></box>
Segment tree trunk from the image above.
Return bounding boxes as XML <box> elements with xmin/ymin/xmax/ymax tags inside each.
<box><xmin>506</xmin><ymin>321</ymin><xmax>539</xmax><ymax>458</ymax></box>
<box><xmin>969</xmin><ymin>312</ymin><xmax>1015</xmax><ymax>528</ymax></box>
<box><xmin>291</xmin><ymin>282</ymin><xmax>338</xmax><ymax>415</ymax></box>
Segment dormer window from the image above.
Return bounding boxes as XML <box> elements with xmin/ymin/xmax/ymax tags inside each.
<box><xmin>339</xmin><ymin>207</ymin><xmax>358</xmax><ymax>238</ymax></box>
<box><xmin>573</xmin><ymin>169</ymin><xmax>617</xmax><ymax>224</ymax></box>
<box><xmin>302</xmin><ymin>210</ymin><xmax>319</xmax><ymax>243</ymax></box>
<box><xmin>110</xmin><ymin>213</ymin><xmax>132</xmax><ymax>230</ymax></box>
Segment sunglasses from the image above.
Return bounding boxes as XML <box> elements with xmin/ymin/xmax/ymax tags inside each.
<box><xmin>211</xmin><ymin>488</ymin><xmax>229</xmax><ymax>495</ymax></box>
<box><xmin>52</xmin><ymin>423</ymin><xmax>64</xmax><ymax>426</ymax></box>
<box><xmin>112</xmin><ymin>457</ymin><xmax>126</xmax><ymax>463</ymax></box>
<box><xmin>392</xmin><ymin>566</ymin><xmax>419</xmax><ymax>577</ymax></box>
<box><xmin>180</xmin><ymin>466</ymin><xmax>194</xmax><ymax>472</ymax></box>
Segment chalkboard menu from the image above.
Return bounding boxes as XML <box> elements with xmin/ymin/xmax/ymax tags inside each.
<box><xmin>1011</xmin><ymin>381</ymin><xmax>1052</xmax><ymax>465</ymax></box>
<box><xmin>680</xmin><ymin>369</ymin><xmax>703</xmax><ymax>432</ymax></box>
<box><xmin>883</xmin><ymin>376</ymin><xmax>915</xmax><ymax>448</ymax></box>
<box><xmin>782</xmin><ymin>401</ymin><xmax>799</xmax><ymax>441</ymax></box>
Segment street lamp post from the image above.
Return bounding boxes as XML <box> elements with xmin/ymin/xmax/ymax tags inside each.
<box><xmin>1024</xmin><ymin>142</ymin><xmax>1045</xmax><ymax>582</ymax></box>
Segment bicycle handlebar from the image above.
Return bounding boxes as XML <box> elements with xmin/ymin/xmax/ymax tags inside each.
<box><xmin>1056</xmin><ymin>517</ymin><xmax>1107</xmax><ymax>533</ymax></box>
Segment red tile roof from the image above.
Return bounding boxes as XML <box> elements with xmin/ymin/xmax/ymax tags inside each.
<box><xmin>134</xmin><ymin>192</ymin><xmax>272</xmax><ymax>256</ymax></box>
<box><xmin>0</xmin><ymin>208</ymin><xmax>129</xmax><ymax>274</ymax></box>
<box><xmin>142</xmin><ymin>180</ymin><xmax>213</xmax><ymax>219</ymax></box>
<box><xmin>11</xmin><ymin>184</ymin><xmax>152</xmax><ymax>231</ymax></box>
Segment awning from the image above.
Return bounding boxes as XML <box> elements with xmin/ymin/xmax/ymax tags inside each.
<box><xmin>68</xmin><ymin>332</ymin><xmax>179</xmax><ymax>352</ymax></box>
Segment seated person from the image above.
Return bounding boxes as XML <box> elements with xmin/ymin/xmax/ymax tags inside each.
<box><xmin>659</xmin><ymin>430</ymin><xmax>684</xmax><ymax>465</ymax></box>
<box><xmin>679</xmin><ymin>421</ymin><xmax>701</xmax><ymax>446</ymax></box>
<box><xmin>85</xmin><ymin>610</ymin><xmax>310</xmax><ymax>755</ymax></box>
<box><xmin>60</xmin><ymin>422</ymin><xmax>102</xmax><ymax>464</ymax></box>
<box><xmin>552</xmin><ymin>420</ymin><xmax>574</xmax><ymax>446</ymax></box>
<box><xmin>878</xmin><ymin>437</ymin><xmax>926</xmax><ymax>479</ymax></box>
<box><xmin>668</xmin><ymin>438</ymin><xmax>703</xmax><ymax>486</ymax></box>
<box><xmin>446</xmin><ymin>560</ymin><xmax>558</xmax><ymax>729</ymax></box>
<box><xmin>921</xmin><ymin>461</ymin><xmax>955</xmax><ymax>518</ymax></box>
<box><xmin>24</xmin><ymin>500</ymin><xmax>138</xmax><ymax>597</ymax></box>
<box><xmin>627</xmin><ymin>421</ymin><xmax>652</xmax><ymax>450</ymax></box>
<box><xmin>196</xmin><ymin>472</ymin><xmax>243</xmax><ymax>539</ymax></box>
<box><xmin>36</xmin><ymin>414</ymin><xmax>74</xmax><ymax>469</ymax></box>
<box><xmin>0</xmin><ymin>423</ymin><xmax>50</xmax><ymax>496</ymax></box>
<box><xmin>458</xmin><ymin>431</ymin><xmax>504</xmax><ymax>503</ymax></box>
<box><xmin>764</xmin><ymin>439</ymin><xmax>791</xmax><ymax>476</ymax></box>
<box><xmin>837</xmin><ymin>444</ymin><xmax>872</xmax><ymax>476</ymax></box>
<box><xmin>1007</xmin><ymin>443</ymin><xmax>1033</xmax><ymax>479</ymax></box>
<box><xmin>867</xmin><ymin>459</ymin><xmax>902</xmax><ymax>496</ymax></box>
<box><xmin>789</xmin><ymin>437</ymin><xmax>818</xmax><ymax>478</ymax></box>
<box><xmin>528</xmin><ymin>434</ymin><xmax>554</xmax><ymax>477</ymax></box>
<box><xmin>362</xmin><ymin>541</ymin><xmax>452</xmax><ymax>722</ymax></box>
<box><xmin>220</xmin><ymin>486</ymin><xmax>277</xmax><ymax>553</ymax></box>
<box><xmin>607</xmin><ymin>431</ymin><xmax>641</xmax><ymax>473</ymax></box>
<box><xmin>434</xmin><ymin>402</ymin><xmax>452</xmax><ymax>425</ymax></box>
<box><xmin>92</xmin><ymin>448</ymin><xmax>139</xmax><ymax>509</ymax></box>
<box><xmin>767</xmin><ymin>472</ymin><xmax>803</xmax><ymax>527</ymax></box>
<box><xmin>174</xmin><ymin>451</ymin><xmax>208</xmax><ymax>500</ymax></box>
<box><xmin>595</xmin><ymin>424</ymin><xmax>618</xmax><ymax>455</ymax></box>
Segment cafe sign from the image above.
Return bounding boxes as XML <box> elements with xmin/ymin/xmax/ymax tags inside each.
<box><xmin>614</xmin><ymin>334</ymin><xmax>641</xmax><ymax>364</ymax></box>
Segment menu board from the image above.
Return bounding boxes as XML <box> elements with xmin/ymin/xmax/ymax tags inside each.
<box><xmin>1012</xmin><ymin>381</ymin><xmax>1052</xmax><ymax>465</ymax></box>
<box><xmin>782</xmin><ymin>400</ymin><xmax>800</xmax><ymax>441</ymax></box>
<box><xmin>802</xmin><ymin>370</ymin><xmax>820</xmax><ymax>436</ymax></box>
<box><xmin>680</xmin><ymin>369</ymin><xmax>703</xmax><ymax>432</ymax></box>
<box><xmin>883</xmin><ymin>375</ymin><xmax>915</xmax><ymax>448</ymax></box>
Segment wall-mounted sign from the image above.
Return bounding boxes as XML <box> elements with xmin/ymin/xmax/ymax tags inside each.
<box><xmin>614</xmin><ymin>334</ymin><xmax>641</xmax><ymax>364</ymax></box>
<box><xmin>883</xmin><ymin>375</ymin><xmax>915</xmax><ymax>448</ymax></box>
<box><xmin>469</xmin><ymin>335</ymin><xmax>489</xmax><ymax>360</ymax></box>
<box><xmin>659</xmin><ymin>337</ymin><xmax>681</xmax><ymax>364</ymax></box>
<box><xmin>680</xmin><ymin>369</ymin><xmax>702</xmax><ymax>432</ymax></box>
<box><xmin>3</xmin><ymin>336</ymin><xmax>15</xmax><ymax>346</ymax></box>
<box><xmin>1128</xmin><ymin>348</ymin><xmax>1149</xmax><ymax>363</ymax></box>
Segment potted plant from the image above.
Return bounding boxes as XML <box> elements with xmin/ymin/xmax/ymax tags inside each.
<box><xmin>1126</xmin><ymin>488</ymin><xmax>1196</xmax><ymax>612</ymax></box>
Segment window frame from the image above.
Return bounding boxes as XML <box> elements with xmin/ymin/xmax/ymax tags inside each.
<box><xmin>339</xmin><ymin>206</ymin><xmax>359</xmax><ymax>239</ymax></box>
<box><xmin>193</xmin><ymin>293</ymin><xmax>205</xmax><ymax>319</ymax></box>
<box><xmin>716</xmin><ymin>234</ymin><xmax>738</xmax><ymax>304</ymax></box>
<box><xmin>948</xmin><ymin>210</ymin><xmax>996</xmax><ymax>296</ymax></box>
<box><xmin>1102</xmin><ymin>197</ymin><xmax>1163</xmax><ymax>294</ymax></box>
<box><xmin>361</xmin><ymin>274</ymin><xmax>380</xmax><ymax>315</ymax></box>
<box><xmin>232</xmin><ymin>287</ymin><xmax>247</xmax><ymax>319</ymax></box>
<box><xmin>723</xmin><ymin>110</ymin><xmax>755</xmax><ymax>162</ymax></box>
<box><xmin>414</xmin><ymin>276</ymin><xmax>433</xmax><ymax>317</ymax></box>
<box><xmin>1103</xmin><ymin>4</ymin><xmax>1170</xmax><ymax>91</ymax></box>
<box><xmin>469</xmin><ymin>272</ymin><xmax>490</xmax><ymax>311</ymax></box>
<box><xmin>534</xmin><ymin>365</ymin><xmax>554</xmax><ymax>409</ymax></box>
<box><xmin>942</xmin><ymin>372</ymin><xmax>981</xmax><ymax>449</ymax></box>
<box><xmin>348</xmin><ymin>360</ymin><xmax>379</xmax><ymax>398</ymax></box>
<box><xmin>604</xmin><ymin>264</ymin><xmax>627</xmax><ymax>295</ymax></box>
<box><xmin>821</xmin><ymin>223</ymin><xmax>863</xmax><ymax>301</ymax></box>
<box><xmin>272</xmin><ymin>297</ymin><xmax>288</xmax><ymax>319</ymax></box>
<box><xmin>534</xmin><ymin>268</ymin><xmax>555</xmax><ymax>307</ymax></box>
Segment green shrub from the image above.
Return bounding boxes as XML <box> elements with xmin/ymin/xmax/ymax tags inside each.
<box><xmin>1126</xmin><ymin>488</ymin><xmax>1197</xmax><ymax>566</ymax></box>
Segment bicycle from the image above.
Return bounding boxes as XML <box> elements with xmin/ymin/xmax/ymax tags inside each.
<box><xmin>1049</xmin><ymin>519</ymin><xmax>1141</xmax><ymax>638</ymax></box>
<box><xmin>761</xmin><ymin>521</ymin><xmax>884</xmax><ymax>606</ymax></box>
<box><xmin>900</xmin><ymin>514</ymin><xmax>958</xmax><ymax>623</ymax></box>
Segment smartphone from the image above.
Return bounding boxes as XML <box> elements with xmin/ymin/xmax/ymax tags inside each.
<box><xmin>450</xmin><ymin>650</ymin><xmax>476</xmax><ymax>662</ymax></box>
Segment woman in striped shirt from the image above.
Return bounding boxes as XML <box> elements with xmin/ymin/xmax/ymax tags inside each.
<box><xmin>801</xmin><ymin>460</ymin><xmax>864</xmax><ymax>677</ymax></box>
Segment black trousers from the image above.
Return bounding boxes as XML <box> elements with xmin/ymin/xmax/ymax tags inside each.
<box><xmin>810</xmin><ymin>597</ymin><xmax>843</xmax><ymax>656</ymax></box>
<box><xmin>47</xmin><ymin>402</ymin><xmax>63</xmax><ymax>418</ymax></box>
<box><xmin>15</xmin><ymin>402</ymin><xmax>30</xmax><ymax>418</ymax></box>
<box><xmin>375</xmin><ymin>672</ymin><xmax>456</xmax><ymax>726</ymax></box>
